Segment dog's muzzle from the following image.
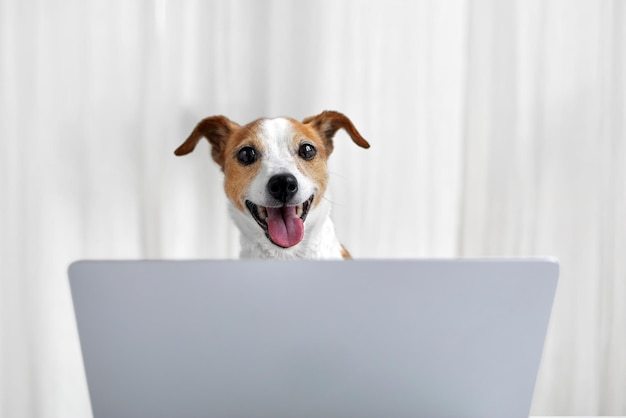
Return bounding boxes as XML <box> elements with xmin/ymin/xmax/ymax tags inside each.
<box><xmin>245</xmin><ymin>194</ymin><xmax>314</xmax><ymax>248</ymax></box>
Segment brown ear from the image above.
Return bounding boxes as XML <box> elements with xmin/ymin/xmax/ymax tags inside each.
<box><xmin>174</xmin><ymin>115</ymin><xmax>240</xmax><ymax>169</ymax></box>
<box><xmin>302</xmin><ymin>110</ymin><xmax>370</xmax><ymax>154</ymax></box>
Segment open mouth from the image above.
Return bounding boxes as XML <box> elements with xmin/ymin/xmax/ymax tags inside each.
<box><xmin>245</xmin><ymin>195</ymin><xmax>314</xmax><ymax>248</ymax></box>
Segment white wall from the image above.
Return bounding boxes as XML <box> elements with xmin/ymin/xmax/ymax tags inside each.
<box><xmin>1</xmin><ymin>0</ymin><xmax>624</xmax><ymax>416</ymax></box>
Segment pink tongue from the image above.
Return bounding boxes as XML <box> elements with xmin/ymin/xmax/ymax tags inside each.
<box><xmin>266</xmin><ymin>206</ymin><xmax>304</xmax><ymax>248</ymax></box>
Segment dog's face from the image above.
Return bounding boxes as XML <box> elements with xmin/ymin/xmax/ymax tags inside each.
<box><xmin>175</xmin><ymin>111</ymin><xmax>369</xmax><ymax>249</ymax></box>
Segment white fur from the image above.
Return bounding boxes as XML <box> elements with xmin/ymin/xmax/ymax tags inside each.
<box><xmin>246</xmin><ymin>119</ymin><xmax>317</xmax><ymax>207</ymax></box>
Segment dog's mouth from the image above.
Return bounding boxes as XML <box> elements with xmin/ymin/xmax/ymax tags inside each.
<box><xmin>245</xmin><ymin>195</ymin><xmax>314</xmax><ymax>248</ymax></box>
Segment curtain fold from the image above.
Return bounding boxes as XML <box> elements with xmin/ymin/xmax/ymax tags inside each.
<box><xmin>1</xmin><ymin>1</ymin><xmax>624</xmax><ymax>416</ymax></box>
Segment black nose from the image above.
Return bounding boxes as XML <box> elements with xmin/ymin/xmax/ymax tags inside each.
<box><xmin>267</xmin><ymin>173</ymin><xmax>298</xmax><ymax>203</ymax></box>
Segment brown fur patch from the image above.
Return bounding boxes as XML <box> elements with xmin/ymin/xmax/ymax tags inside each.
<box><xmin>340</xmin><ymin>244</ymin><xmax>352</xmax><ymax>259</ymax></box>
<box><xmin>174</xmin><ymin>116</ymin><xmax>240</xmax><ymax>169</ymax></box>
<box><xmin>302</xmin><ymin>111</ymin><xmax>370</xmax><ymax>154</ymax></box>
<box><xmin>222</xmin><ymin>120</ymin><xmax>265</xmax><ymax>211</ymax></box>
<box><xmin>289</xmin><ymin>119</ymin><xmax>330</xmax><ymax>209</ymax></box>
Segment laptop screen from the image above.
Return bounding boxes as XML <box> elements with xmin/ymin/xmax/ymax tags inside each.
<box><xmin>69</xmin><ymin>259</ymin><xmax>558</xmax><ymax>418</ymax></box>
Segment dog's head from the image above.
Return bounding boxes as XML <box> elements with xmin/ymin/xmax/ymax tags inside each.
<box><xmin>175</xmin><ymin>111</ymin><xmax>370</xmax><ymax>249</ymax></box>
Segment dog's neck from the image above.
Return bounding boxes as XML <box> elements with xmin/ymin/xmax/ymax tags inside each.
<box><xmin>229</xmin><ymin>199</ymin><xmax>344</xmax><ymax>259</ymax></box>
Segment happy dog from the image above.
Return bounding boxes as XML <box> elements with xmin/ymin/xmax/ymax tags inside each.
<box><xmin>174</xmin><ymin>110</ymin><xmax>370</xmax><ymax>259</ymax></box>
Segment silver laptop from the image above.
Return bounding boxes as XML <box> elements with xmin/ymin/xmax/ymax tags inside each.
<box><xmin>68</xmin><ymin>259</ymin><xmax>558</xmax><ymax>418</ymax></box>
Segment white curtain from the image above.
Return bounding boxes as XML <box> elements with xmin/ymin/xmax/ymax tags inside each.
<box><xmin>1</xmin><ymin>0</ymin><xmax>624</xmax><ymax>416</ymax></box>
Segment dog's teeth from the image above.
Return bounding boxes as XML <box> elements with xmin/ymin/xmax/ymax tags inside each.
<box><xmin>296</xmin><ymin>204</ymin><xmax>303</xmax><ymax>217</ymax></box>
<box><xmin>259</xmin><ymin>207</ymin><xmax>268</xmax><ymax>221</ymax></box>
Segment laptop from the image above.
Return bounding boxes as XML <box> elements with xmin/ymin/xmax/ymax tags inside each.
<box><xmin>68</xmin><ymin>259</ymin><xmax>558</xmax><ymax>418</ymax></box>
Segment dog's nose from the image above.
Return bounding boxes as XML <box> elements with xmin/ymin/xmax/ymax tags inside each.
<box><xmin>268</xmin><ymin>173</ymin><xmax>298</xmax><ymax>203</ymax></box>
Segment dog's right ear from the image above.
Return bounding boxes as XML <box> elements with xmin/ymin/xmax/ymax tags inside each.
<box><xmin>302</xmin><ymin>110</ymin><xmax>370</xmax><ymax>155</ymax></box>
<box><xmin>174</xmin><ymin>115</ymin><xmax>240</xmax><ymax>170</ymax></box>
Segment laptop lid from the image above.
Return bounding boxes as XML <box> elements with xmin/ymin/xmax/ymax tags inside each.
<box><xmin>68</xmin><ymin>259</ymin><xmax>558</xmax><ymax>418</ymax></box>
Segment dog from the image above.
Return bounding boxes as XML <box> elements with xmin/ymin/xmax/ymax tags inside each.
<box><xmin>174</xmin><ymin>110</ymin><xmax>370</xmax><ymax>259</ymax></box>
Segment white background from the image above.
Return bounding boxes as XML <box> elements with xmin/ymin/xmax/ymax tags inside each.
<box><xmin>1</xmin><ymin>0</ymin><xmax>624</xmax><ymax>416</ymax></box>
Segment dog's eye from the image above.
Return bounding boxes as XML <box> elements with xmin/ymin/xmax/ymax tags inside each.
<box><xmin>298</xmin><ymin>143</ymin><xmax>317</xmax><ymax>161</ymax></box>
<box><xmin>237</xmin><ymin>146</ymin><xmax>258</xmax><ymax>165</ymax></box>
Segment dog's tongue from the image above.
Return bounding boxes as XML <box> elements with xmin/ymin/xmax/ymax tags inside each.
<box><xmin>267</xmin><ymin>206</ymin><xmax>304</xmax><ymax>248</ymax></box>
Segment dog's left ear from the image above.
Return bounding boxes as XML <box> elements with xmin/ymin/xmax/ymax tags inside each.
<box><xmin>302</xmin><ymin>111</ymin><xmax>370</xmax><ymax>154</ymax></box>
<box><xmin>174</xmin><ymin>115</ymin><xmax>240</xmax><ymax>170</ymax></box>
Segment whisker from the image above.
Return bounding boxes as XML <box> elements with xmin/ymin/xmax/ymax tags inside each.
<box><xmin>322</xmin><ymin>195</ymin><xmax>336</xmax><ymax>205</ymax></box>
<box><xmin>328</xmin><ymin>170</ymin><xmax>348</xmax><ymax>180</ymax></box>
